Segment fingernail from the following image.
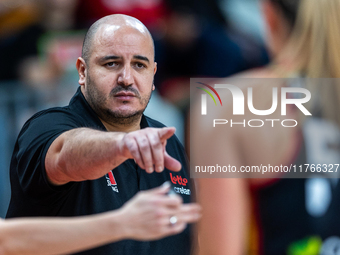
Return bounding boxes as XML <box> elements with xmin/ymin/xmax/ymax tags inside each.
<box><xmin>157</xmin><ymin>166</ymin><xmax>163</xmax><ymax>172</ymax></box>
<box><xmin>147</xmin><ymin>167</ymin><xmax>153</xmax><ymax>173</ymax></box>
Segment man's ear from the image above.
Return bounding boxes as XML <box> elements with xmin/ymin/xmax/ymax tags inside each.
<box><xmin>152</xmin><ymin>62</ymin><xmax>157</xmax><ymax>90</ymax></box>
<box><xmin>154</xmin><ymin>62</ymin><xmax>157</xmax><ymax>75</ymax></box>
<box><xmin>76</xmin><ymin>57</ymin><xmax>87</xmax><ymax>86</ymax></box>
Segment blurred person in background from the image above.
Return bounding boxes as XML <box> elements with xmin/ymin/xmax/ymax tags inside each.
<box><xmin>194</xmin><ymin>0</ymin><xmax>340</xmax><ymax>254</ymax></box>
<box><xmin>154</xmin><ymin>0</ymin><xmax>269</xmax><ymax>110</ymax></box>
<box><xmin>153</xmin><ymin>0</ymin><xmax>269</xmax><ymax>153</ymax></box>
<box><xmin>0</xmin><ymin>0</ymin><xmax>81</xmax><ymax>86</ymax></box>
<box><xmin>74</xmin><ymin>0</ymin><xmax>167</xmax><ymax>31</ymax></box>
<box><xmin>0</xmin><ymin>0</ymin><xmax>41</xmax><ymax>82</ymax></box>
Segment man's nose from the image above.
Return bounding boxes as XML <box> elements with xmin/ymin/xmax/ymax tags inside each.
<box><xmin>117</xmin><ymin>65</ymin><xmax>134</xmax><ymax>86</ymax></box>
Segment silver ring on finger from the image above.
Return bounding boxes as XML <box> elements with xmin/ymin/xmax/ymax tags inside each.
<box><xmin>169</xmin><ymin>216</ymin><xmax>178</xmax><ymax>226</ymax></box>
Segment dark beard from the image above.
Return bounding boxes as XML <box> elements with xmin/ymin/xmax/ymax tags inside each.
<box><xmin>104</xmin><ymin>107</ymin><xmax>145</xmax><ymax>125</ymax></box>
<box><xmin>85</xmin><ymin>75</ymin><xmax>152</xmax><ymax>127</ymax></box>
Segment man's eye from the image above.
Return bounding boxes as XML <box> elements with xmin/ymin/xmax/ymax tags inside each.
<box><xmin>135</xmin><ymin>63</ymin><xmax>146</xmax><ymax>69</ymax></box>
<box><xmin>106</xmin><ymin>62</ymin><xmax>117</xmax><ymax>67</ymax></box>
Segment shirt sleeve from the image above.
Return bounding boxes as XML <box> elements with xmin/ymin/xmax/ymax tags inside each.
<box><xmin>14</xmin><ymin>109</ymin><xmax>82</xmax><ymax>204</ymax></box>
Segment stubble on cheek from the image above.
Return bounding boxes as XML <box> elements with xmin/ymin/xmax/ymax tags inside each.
<box><xmin>84</xmin><ymin>75</ymin><xmax>153</xmax><ymax>125</ymax></box>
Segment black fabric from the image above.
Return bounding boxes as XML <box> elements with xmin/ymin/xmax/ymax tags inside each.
<box><xmin>6</xmin><ymin>87</ymin><xmax>192</xmax><ymax>255</ymax></box>
<box><xmin>254</xmin><ymin>136</ymin><xmax>340</xmax><ymax>255</ymax></box>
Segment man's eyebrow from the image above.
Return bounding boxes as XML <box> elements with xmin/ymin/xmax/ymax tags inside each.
<box><xmin>99</xmin><ymin>55</ymin><xmax>121</xmax><ymax>61</ymax></box>
<box><xmin>133</xmin><ymin>55</ymin><xmax>150</xmax><ymax>63</ymax></box>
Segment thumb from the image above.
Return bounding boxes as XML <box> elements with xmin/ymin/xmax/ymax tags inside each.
<box><xmin>164</xmin><ymin>150</ymin><xmax>182</xmax><ymax>172</ymax></box>
<box><xmin>158</xmin><ymin>127</ymin><xmax>176</xmax><ymax>142</ymax></box>
<box><xmin>145</xmin><ymin>181</ymin><xmax>171</xmax><ymax>195</ymax></box>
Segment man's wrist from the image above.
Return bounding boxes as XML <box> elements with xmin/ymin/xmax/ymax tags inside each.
<box><xmin>95</xmin><ymin>209</ymin><xmax>130</xmax><ymax>242</ymax></box>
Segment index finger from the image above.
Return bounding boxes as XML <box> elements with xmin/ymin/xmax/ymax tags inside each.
<box><xmin>158</xmin><ymin>127</ymin><xmax>176</xmax><ymax>143</ymax></box>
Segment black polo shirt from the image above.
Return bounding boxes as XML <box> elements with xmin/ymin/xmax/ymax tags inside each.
<box><xmin>6</xmin><ymin>87</ymin><xmax>192</xmax><ymax>255</ymax></box>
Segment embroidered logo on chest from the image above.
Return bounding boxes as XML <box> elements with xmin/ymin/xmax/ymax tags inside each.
<box><xmin>105</xmin><ymin>170</ymin><xmax>119</xmax><ymax>193</ymax></box>
<box><xmin>169</xmin><ymin>173</ymin><xmax>191</xmax><ymax>195</ymax></box>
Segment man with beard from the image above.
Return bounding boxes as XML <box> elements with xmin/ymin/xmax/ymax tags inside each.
<box><xmin>6</xmin><ymin>14</ymin><xmax>200</xmax><ymax>255</ymax></box>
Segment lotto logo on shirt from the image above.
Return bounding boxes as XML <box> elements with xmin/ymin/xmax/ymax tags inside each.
<box><xmin>170</xmin><ymin>173</ymin><xmax>188</xmax><ymax>186</ymax></box>
<box><xmin>170</xmin><ymin>173</ymin><xmax>191</xmax><ymax>195</ymax></box>
<box><xmin>106</xmin><ymin>170</ymin><xmax>119</xmax><ymax>193</ymax></box>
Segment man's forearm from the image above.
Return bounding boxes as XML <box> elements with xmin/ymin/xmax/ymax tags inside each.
<box><xmin>45</xmin><ymin>128</ymin><xmax>127</xmax><ymax>185</ymax></box>
<box><xmin>45</xmin><ymin>127</ymin><xmax>181</xmax><ymax>185</ymax></box>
